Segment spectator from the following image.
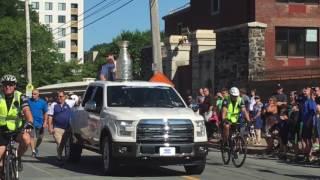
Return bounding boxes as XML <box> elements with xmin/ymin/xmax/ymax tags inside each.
<box><xmin>99</xmin><ymin>53</ymin><xmax>116</xmax><ymax>81</ymax></box>
<box><xmin>265</xmin><ymin>96</ymin><xmax>278</xmax><ymax>137</ymax></box>
<box><xmin>252</xmin><ymin>96</ymin><xmax>263</xmax><ymax>145</ymax></box>
<box><xmin>48</xmin><ymin>90</ymin><xmax>72</xmax><ymax>162</ymax></box>
<box><xmin>249</xmin><ymin>89</ymin><xmax>256</xmax><ymax>116</ymax></box>
<box><xmin>300</xmin><ymin>87</ymin><xmax>316</xmax><ymax>161</ymax></box>
<box><xmin>240</xmin><ymin>88</ymin><xmax>250</xmax><ymax>111</ymax></box>
<box><xmin>274</xmin><ymin>84</ymin><xmax>288</xmax><ymax>106</ymax></box>
<box><xmin>196</xmin><ymin>88</ymin><xmax>205</xmax><ymax>105</ymax></box>
<box><xmin>200</xmin><ymin>88</ymin><xmax>215</xmax><ymax>138</ymax></box>
<box><xmin>28</xmin><ymin>89</ymin><xmax>48</xmax><ymax>158</ymax></box>
<box><xmin>65</xmin><ymin>92</ymin><xmax>79</xmax><ymax>108</ymax></box>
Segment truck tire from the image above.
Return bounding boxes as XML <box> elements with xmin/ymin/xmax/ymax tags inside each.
<box><xmin>184</xmin><ymin>163</ymin><xmax>206</xmax><ymax>175</ymax></box>
<box><xmin>65</xmin><ymin>133</ymin><xmax>82</xmax><ymax>162</ymax></box>
<box><xmin>102</xmin><ymin>136</ymin><xmax>117</xmax><ymax>175</ymax></box>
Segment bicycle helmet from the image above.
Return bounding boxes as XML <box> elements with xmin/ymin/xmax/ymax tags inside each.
<box><xmin>229</xmin><ymin>87</ymin><xmax>240</xmax><ymax>96</ymax></box>
<box><xmin>1</xmin><ymin>74</ymin><xmax>17</xmax><ymax>84</ymax></box>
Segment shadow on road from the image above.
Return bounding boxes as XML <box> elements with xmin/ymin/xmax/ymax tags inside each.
<box><xmin>24</xmin><ymin>155</ymin><xmax>187</xmax><ymax>177</ymax></box>
<box><xmin>257</xmin><ymin>168</ymin><xmax>320</xmax><ymax>180</ymax></box>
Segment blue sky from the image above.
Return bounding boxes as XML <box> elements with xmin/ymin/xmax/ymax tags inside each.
<box><xmin>84</xmin><ymin>0</ymin><xmax>189</xmax><ymax>50</ymax></box>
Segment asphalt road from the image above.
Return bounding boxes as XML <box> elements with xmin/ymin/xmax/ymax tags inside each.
<box><xmin>20</xmin><ymin>136</ymin><xmax>320</xmax><ymax>180</ymax></box>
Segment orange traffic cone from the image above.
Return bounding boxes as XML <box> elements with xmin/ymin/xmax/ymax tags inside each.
<box><xmin>149</xmin><ymin>72</ymin><xmax>174</xmax><ymax>87</ymax></box>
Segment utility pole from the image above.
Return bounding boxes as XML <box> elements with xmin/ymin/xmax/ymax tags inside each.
<box><xmin>25</xmin><ymin>0</ymin><xmax>32</xmax><ymax>83</ymax></box>
<box><xmin>149</xmin><ymin>0</ymin><xmax>162</xmax><ymax>73</ymax></box>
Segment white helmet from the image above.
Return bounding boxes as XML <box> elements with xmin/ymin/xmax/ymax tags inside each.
<box><xmin>229</xmin><ymin>87</ymin><xmax>240</xmax><ymax>96</ymax></box>
<box><xmin>1</xmin><ymin>74</ymin><xmax>17</xmax><ymax>84</ymax></box>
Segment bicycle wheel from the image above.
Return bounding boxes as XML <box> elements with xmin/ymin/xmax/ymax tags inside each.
<box><xmin>4</xmin><ymin>153</ymin><xmax>18</xmax><ymax>180</ymax></box>
<box><xmin>220</xmin><ymin>140</ymin><xmax>230</xmax><ymax>165</ymax></box>
<box><xmin>231</xmin><ymin>136</ymin><xmax>247</xmax><ymax>168</ymax></box>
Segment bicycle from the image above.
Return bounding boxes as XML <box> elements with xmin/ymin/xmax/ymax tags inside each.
<box><xmin>3</xmin><ymin>123</ymin><xmax>33</xmax><ymax>180</ymax></box>
<box><xmin>220</xmin><ymin>123</ymin><xmax>247</xmax><ymax>168</ymax></box>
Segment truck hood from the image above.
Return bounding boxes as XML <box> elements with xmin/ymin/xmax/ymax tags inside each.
<box><xmin>105</xmin><ymin>107</ymin><xmax>202</xmax><ymax>120</ymax></box>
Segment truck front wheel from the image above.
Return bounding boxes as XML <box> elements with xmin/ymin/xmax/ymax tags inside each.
<box><xmin>102</xmin><ymin>136</ymin><xmax>117</xmax><ymax>175</ymax></box>
<box><xmin>65</xmin><ymin>133</ymin><xmax>82</xmax><ymax>162</ymax></box>
<box><xmin>184</xmin><ymin>163</ymin><xmax>206</xmax><ymax>175</ymax></box>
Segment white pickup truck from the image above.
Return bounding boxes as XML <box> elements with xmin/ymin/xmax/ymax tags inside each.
<box><xmin>66</xmin><ymin>80</ymin><xmax>208</xmax><ymax>175</ymax></box>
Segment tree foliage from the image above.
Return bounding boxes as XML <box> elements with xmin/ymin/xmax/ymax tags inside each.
<box><xmin>88</xmin><ymin>30</ymin><xmax>157</xmax><ymax>80</ymax></box>
<box><xmin>0</xmin><ymin>1</ymin><xmax>63</xmax><ymax>89</ymax></box>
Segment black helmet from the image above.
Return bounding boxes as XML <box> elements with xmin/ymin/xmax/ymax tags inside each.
<box><xmin>1</xmin><ymin>74</ymin><xmax>17</xmax><ymax>84</ymax></box>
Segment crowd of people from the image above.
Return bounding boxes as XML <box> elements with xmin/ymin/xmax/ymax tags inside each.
<box><xmin>186</xmin><ymin>84</ymin><xmax>320</xmax><ymax>162</ymax></box>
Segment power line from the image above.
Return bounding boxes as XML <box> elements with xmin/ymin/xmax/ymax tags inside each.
<box><xmin>52</xmin><ymin>0</ymin><xmax>122</xmax><ymax>37</ymax></box>
<box><xmin>54</xmin><ymin>0</ymin><xmax>134</xmax><ymax>41</ymax></box>
<box><xmin>51</xmin><ymin>0</ymin><xmax>110</xmax><ymax>33</ymax></box>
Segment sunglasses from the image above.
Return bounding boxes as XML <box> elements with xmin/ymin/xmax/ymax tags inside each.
<box><xmin>58</xmin><ymin>95</ymin><xmax>65</xmax><ymax>98</ymax></box>
<box><xmin>2</xmin><ymin>82</ymin><xmax>15</xmax><ymax>86</ymax></box>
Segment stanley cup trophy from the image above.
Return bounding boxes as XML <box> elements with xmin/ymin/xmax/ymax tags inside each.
<box><xmin>116</xmin><ymin>41</ymin><xmax>132</xmax><ymax>81</ymax></box>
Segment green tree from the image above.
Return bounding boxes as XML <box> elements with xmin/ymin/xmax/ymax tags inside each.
<box><xmin>88</xmin><ymin>30</ymin><xmax>158</xmax><ymax>80</ymax></box>
<box><xmin>0</xmin><ymin>2</ymin><xmax>63</xmax><ymax>89</ymax></box>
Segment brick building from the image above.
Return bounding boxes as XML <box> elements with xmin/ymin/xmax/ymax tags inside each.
<box><xmin>163</xmin><ymin>0</ymin><xmax>320</xmax><ymax>97</ymax></box>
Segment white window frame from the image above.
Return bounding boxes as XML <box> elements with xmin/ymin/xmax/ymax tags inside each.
<box><xmin>57</xmin><ymin>41</ymin><xmax>66</xmax><ymax>48</ymax></box>
<box><xmin>44</xmin><ymin>15</ymin><xmax>52</xmax><ymax>24</ymax></box>
<box><xmin>45</xmin><ymin>2</ymin><xmax>53</xmax><ymax>10</ymax></box>
<box><xmin>58</xmin><ymin>3</ymin><xmax>66</xmax><ymax>11</ymax></box>
<box><xmin>58</xmin><ymin>15</ymin><xmax>66</xmax><ymax>23</ymax></box>
<box><xmin>58</xmin><ymin>28</ymin><xmax>66</xmax><ymax>37</ymax></box>
<box><xmin>210</xmin><ymin>0</ymin><xmax>220</xmax><ymax>16</ymax></box>
<box><xmin>31</xmin><ymin>2</ymin><xmax>39</xmax><ymax>10</ymax></box>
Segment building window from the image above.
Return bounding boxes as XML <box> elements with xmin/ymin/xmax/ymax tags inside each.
<box><xmin>44</xmin><ymin>15</ymin><xmax>52</xmax><ymax>24</ymax></box>
<box><xmin>71</xmin><ymin>3</ymin><xmax>78</xmax><ymax>8</ymax></box>
<box><xmin>58</xmin><ymin>3</ymin><xmax>66</xmax><ymax>11</ymax></box>
<box><xmin>71</xmin><ymin>52</ymin><xmax>78</xmax><ymax>59</ymax></box>
<box><xmin>71</xmin><ymin>40</ymin><xmax>78</xmax><ymax>46</ymax></box>
<box><xmin>275</xmin><ymin>27</ymin><xmax>319</xmax><ymax>57</ymax></box>
<box><xmin>57</xmin><ymin>41</ymin><xmax>65</xmax><ymax>48</ymax></box>
<box><xmin>71</xmin><ymin>27</ymin><xmax>78</xmax><ymax>33</ymax></box>
<box><xmin>277</xmin><ymin>0</ymin><xmax>319</xmax><ymax>3</ymax></box>
<box><xmin>58</xmin><ymin>28</ymin><xmax>66</xmax><ymax>37</ymax></box>
<box><xmin>31</xmin><ymin>2</ymin><xmax>39</xmax><ymax>10</ymax></box>
<box><xmin>58</xmin><ymin>15</ymin><xmax>66</xmax><ymax>23</ymax></box>
<box><xmin>71</xmin><ymin>15</ymin><xmax>78</xmax><ymax>21</ymax></box>
<box><xmin>211</xmin><ymin>0</ymin><xmax>220</xmax><ymax>15</ymax></box>
<box><xmin>45</xmin><ymin>2</ymin><xmax>53</xmax><ymax>10</ymax></box>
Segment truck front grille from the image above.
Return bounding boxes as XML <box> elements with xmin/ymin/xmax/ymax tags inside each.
<box><xmin>137</xmin><ymin>119</ymin><xmax>194</xmax><ymax>143</ymax></box>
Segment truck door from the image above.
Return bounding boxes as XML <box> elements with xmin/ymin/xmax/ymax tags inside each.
<box><xmin>87</xmin><ymin>86</ymin><xmax>103</xmax><ymax>146</ymax></box>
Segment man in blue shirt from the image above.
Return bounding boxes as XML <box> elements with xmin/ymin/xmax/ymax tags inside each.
<box><xmin>299</xmin><ymin>87</ymin><xmax>316</xmax><ymax>161</ymax></box>
<box><xmin>28</xmin><ymin>89</ymin><xmax>48</xmax><ymax>158</ymax></box>
<box><xmin>48</xmin><ymin>90</ymin><xmax>71</xmax><ymax>161</ymax></box>
<box><xmin>99</xmin><ymin>53</ymin><xmax>116</xmax><ymax>81</ymax></box>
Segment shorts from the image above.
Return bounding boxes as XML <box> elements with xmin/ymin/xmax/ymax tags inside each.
<box><xmin>0</xmin><ymin>133</ymin><xmax>9</xmax><ymax>146</ymax></box>
<box><xmin>302</xmin><ymin>120</ymin><xmax>313</xmax><ymax>139</ymax></box>
<box><xmin>31</xmin><ymin>127</ymin><xmax>44</xmax><ymax>139</ymax></box>
<box><xmin>255</xmin><ymin>118</ymin><xmax>263</xmax><ymax>129</ymax></box>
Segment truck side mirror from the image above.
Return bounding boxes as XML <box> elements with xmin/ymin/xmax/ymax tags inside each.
<box><xmin>84</xmin><ymin>100</ymin><xmax>97</xmax><ymax>112</ymax></box>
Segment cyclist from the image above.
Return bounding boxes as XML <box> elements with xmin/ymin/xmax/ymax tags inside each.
<box><xmin>221</xmin><ymin>87</ymin><xmax>250</xmax><ymax>143</ymax></box>
<box><xmin>0</xmin><ymin>74</ymin><xmax>33</xmax><ymax>176</ymax></box>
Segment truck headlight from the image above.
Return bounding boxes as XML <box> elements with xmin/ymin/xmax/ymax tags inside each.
<box><xmin>115</xmin><ymin>120</ymin><xmax>134</xmax><ymax>137</ymax></box>
<box><xmin>195</xmin><ymin>120</ymin><xmax>206</xmax><ymax>137</ymax></box>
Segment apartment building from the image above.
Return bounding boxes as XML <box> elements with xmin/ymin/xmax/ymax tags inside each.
<box><xmin>30</xmin><ymin>0</ymin><xmax>84</xmax><ymax>63</ymax></box>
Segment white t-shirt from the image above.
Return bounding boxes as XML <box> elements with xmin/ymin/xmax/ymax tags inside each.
<box><xmin>65</xmin><ymin>99</ymin><xmax>76</xmax><ymax>108</ymax></box>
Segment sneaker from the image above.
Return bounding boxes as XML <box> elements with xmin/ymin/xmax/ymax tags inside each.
<box><xmin>32</xmin><ymin>151</ymin><xmax>36</xmax><ymax>158</ymax></box>
<box><xmin>17</xmin><ymin>157</ymin><xmax>23</xmax><ymax>172</ymax></box>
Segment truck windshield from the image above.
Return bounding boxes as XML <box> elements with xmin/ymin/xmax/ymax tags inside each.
<box><xmin>107</xmin><ymin>86</ymin><xmax>186</xmax><ymax>108</ymax></box>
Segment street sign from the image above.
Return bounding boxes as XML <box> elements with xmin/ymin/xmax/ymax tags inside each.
<box><xmin>26</xmin><ymin>83</ymin><xmax>34</xmax><ymax>97</ymax></box>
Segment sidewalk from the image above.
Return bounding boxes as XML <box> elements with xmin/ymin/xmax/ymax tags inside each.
<box><xmin>207</xmin><ymin>138</ymin><xmax>268</xmax><ymax>154</ymax></box>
